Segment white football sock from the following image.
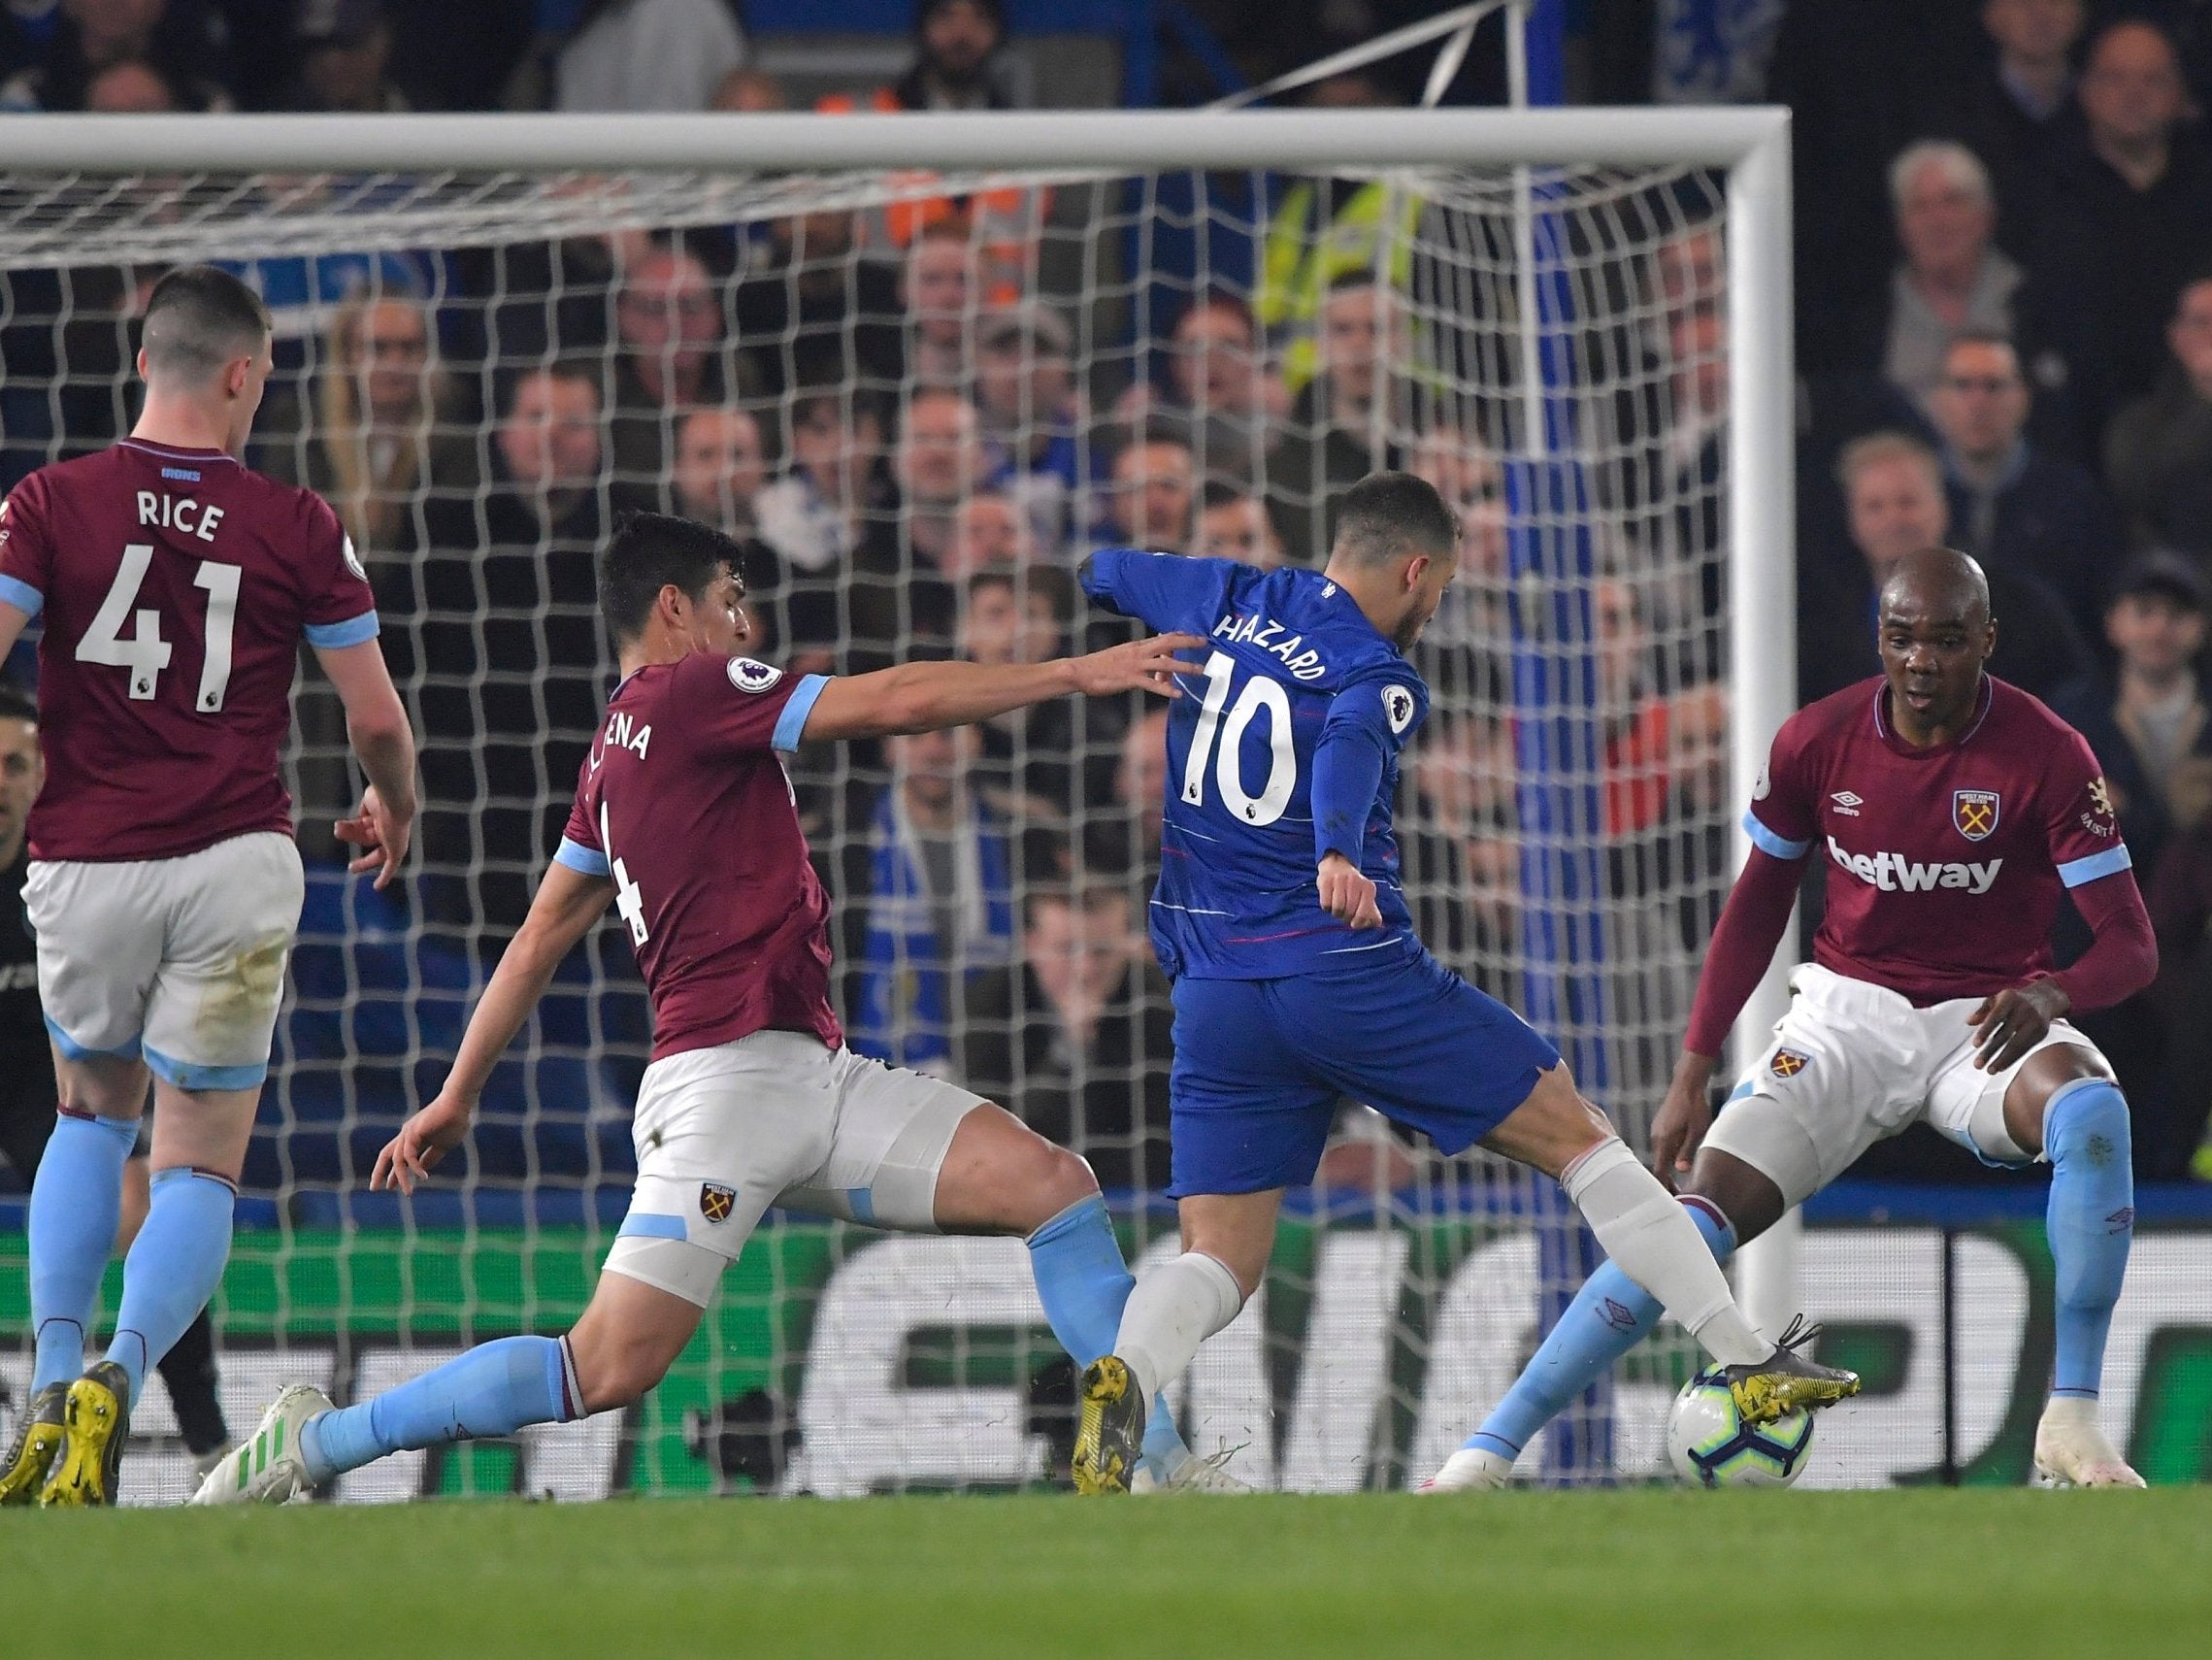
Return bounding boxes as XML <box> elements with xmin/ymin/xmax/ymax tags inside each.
<box><xmin>1113</xmin><ymin>1250</ymin><xmax>1245</xmax><ymax>1407</ymax></box>
<box><xmin>1562</xmin><ymin>1138</ymin><xmax>1767</xmax><ymax>1368</ymax></box>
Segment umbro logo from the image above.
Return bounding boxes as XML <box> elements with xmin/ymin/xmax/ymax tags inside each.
<box><xmin>1831</xmin><ymin>790</ymin><xmax>1863</xmax><ymax>816</ymax></box>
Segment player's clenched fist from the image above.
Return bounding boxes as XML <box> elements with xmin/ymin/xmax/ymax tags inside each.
<box><xmin>1071</xmin><ymin>632</ymin><xmax>1208</xmax><ymax>698</ymax></box>
<box><xmin>1316</xmin><ymin>850</ymin><xmax>1382</xmax><ymax>930</ymax></box>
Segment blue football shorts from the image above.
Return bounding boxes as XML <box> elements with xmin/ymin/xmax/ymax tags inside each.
<box><xmin>1166</xmin><ymin>942</ymin><xmax>1562</xmax><ymax>1197</ymax></box>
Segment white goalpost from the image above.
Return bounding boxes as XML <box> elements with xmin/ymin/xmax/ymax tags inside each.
<box><xmin>0</xmin><ymin>105</ymin><xmax>1810</xmax><ymax>1498</ymax></box>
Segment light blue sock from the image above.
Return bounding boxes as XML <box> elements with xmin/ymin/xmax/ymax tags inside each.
<box><xmin>301</xmin><ymin>1334</ymin><xmax>578</xmax><ymax>1484</ymax></box>
<box><xmin>28</xmin><ymin>1112</ymin><xmax>138</xmax><ymax>1393</ymax></box>
<box><xmin>105</xmin><ymin>1168</ymin><xmax>235</xmax><ymax>1408</ymax></box>
<box><xmin>1026</xmin><ymin>1195</ymin><xmax>1188</xmax><ymax>1470</ymax></box>
<box><xmin>1467</xmin><ymin>1199</ymin><xmax>1736</xmax><ymax>1460</ymax></box>
<box><xmin>2043</xmin><ymin>1079</ymin><xmax>2133</xmax><ymax>1399</ymax></box>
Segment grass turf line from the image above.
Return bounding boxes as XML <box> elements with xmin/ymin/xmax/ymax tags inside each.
<box><xmin>4</xmin><ymin>1488</ymin><xmax>2206</xmax><ymax>1660</ymax></box>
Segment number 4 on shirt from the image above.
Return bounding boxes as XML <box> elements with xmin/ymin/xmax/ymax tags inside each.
<box><xmin>76</xmin><ymin>542</ymin><xmax>242</xmax><ymax>711</ymax></box>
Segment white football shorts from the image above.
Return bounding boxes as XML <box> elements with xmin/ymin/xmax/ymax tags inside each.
<box><xmin>1701</xmin><ymin>963</ymin><xmax>2107</xmax><ymax>1209</ymax></box>
<box><xmin>602</xmin><ymin>1030</ymin><xmax>984</xmax><ymax>1307</ymax></box>
<box><xmin>26</xmin><ymin>830</ymin><xmax>305</xmax><ymax>1092</ymax></box>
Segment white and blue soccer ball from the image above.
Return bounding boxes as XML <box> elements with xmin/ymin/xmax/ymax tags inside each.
<box><xmin>1665</xmin><ymin>1368</ymin><xmax>1816</xmax><ymax>1488</ymax></box>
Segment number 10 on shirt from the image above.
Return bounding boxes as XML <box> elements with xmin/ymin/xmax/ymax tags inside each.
<box><xmin>1180</xmin><ymin>649</ymin><xmax>1297</xmax><ymax>826</ymax></box>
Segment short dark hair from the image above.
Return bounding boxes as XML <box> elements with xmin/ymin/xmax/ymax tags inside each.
<box><xmin>598</xmin><ymin>512</ymin><xmax>743</xmax><ymax>645</ymax></box>
<box><xmin>966</xmin><ymin>563</ymin><xmax>1073</xmax><ymax>625</ymax></box>
<box><xmin>141</xmin><ymin>265</ymin><xmax>271</xmax><ymax>382</ymax></box>
<box><xmin>0</xmin><ymin>684</ymin><xmax>38</xmax><ymax>728</ymax></box>
<box><xmin>1330</xmin><ymin>471</ymin><xmax>1459</xmax><ymax>567</ymax></box>
<box><xmin>500</xmin><ymin>358</ymin><xmax>600</xmax><ymax>418</ymax></box>
<box><xmin>1200</xmin><ymin>479</ymin><xmax>1259</xmax><ymax>514</ymax></box>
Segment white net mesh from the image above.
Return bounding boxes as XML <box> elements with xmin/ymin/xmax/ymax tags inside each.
<box><xmin>0</xmin><ymin>153</ymin><xmax>1756</xmax><ymax>1499</ymax></box>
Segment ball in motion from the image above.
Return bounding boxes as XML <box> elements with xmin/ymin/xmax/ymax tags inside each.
<box><xmin>1665</xmin><ymin>1368</ymin><xmax>1816</xmax><ymax>1488</ymax></box>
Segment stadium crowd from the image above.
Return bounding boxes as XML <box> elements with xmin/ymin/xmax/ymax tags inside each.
<box><xmin>1</xmin><ymin>0</ymin><xmax>2210</xmax><ymax>1207</ymax></box>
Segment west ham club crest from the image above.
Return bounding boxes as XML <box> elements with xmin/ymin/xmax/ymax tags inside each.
<box><xmin>1952</xmin><ymin>789</ymin><xmax>1999</xmax><ymax>842</ymax></box>
<box><xmin>700</xmin><ymin>1182</ymin><xmax>737</xmax><ymax>1223</ymax></box>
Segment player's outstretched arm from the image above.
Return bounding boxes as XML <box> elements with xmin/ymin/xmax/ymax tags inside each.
<box><xmin>798</xmin><ymin>632</ymin><xmax>1206</xmax><ymax>743</ymax></box>
<box><xmin>373</xmin><ymin>861</ymin><xmax>613</xmax><ymax>1194</ymax></box>
<box><xmin>316</xmin><ymin>637</ymin><xmax>418</xmax><ymax>890</ymax></box>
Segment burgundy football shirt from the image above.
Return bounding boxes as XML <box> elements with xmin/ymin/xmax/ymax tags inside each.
<box><xmin>556</xmin><ymin>650</ymin><xmax>842</xmax><ymax>1062</ymax></box>
<box><xmin>0</xmin><ymin>439</ymin><xmax>378</xmax><ymax>862</ymax></box>
<box><xmin>1745</xmin><ymin>676</ymin><xmax>2131</xmax><ymax>1005</ymax></box>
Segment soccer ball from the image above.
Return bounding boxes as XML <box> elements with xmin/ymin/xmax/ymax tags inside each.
<box><xmin>1665</xmin><ymin>1368</ymin><xmax>1816</xmax><ymax>1488</ymax></box>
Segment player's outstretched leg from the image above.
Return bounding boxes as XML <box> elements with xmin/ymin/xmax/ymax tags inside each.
<box><xmin>1432</xmin><ymin>1196</ymin><xmax>1739</xmax><ymax>1490</ymax></box>
<box><xmin>923</xmin><ymin>1102</ymin><xmax>1204</xmax><ymax>1489</ymax></box>
<box><xmin>1433</xmin><ymin>1068</ymin><xmax>1855</xmax><ymax>1484</ymax></box>
<box><xmin>1074</xmin><ymin>1191</ymin><xmax>1266</xmax><ymax>1495</ymax></box>
<box><xmin>2030</xmin><ymin>1076</ymin><xmax>2144</xmax><ymax>1489</ymax></box>
<box><xmin>195</xmin><ymin>1272</ymin><xmax>695</xmax><ymax>1505</ymax></box>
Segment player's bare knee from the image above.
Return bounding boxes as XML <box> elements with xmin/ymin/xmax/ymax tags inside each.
<box><xmin>2002</xmin><ymin>1046</ymin><xmax>2112</xmax><ymax>1158</ymax></box>
<box><xmin>1489</xmin><ymin>1064</ymin><xmax>1614</xmax><ymax>1179</ymax></box>
<box><xmin>569</xmin><ymin>1325</ymin><xmax>672</xmax><ymax>1413</ymax></box>
<box><xmin>1683</xmin><ymin>1151</ymin><xmax>1786</xmax><ymax>1245</ymax></box>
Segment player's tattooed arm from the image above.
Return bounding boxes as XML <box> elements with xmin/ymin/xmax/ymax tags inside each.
<box><xmin>799</xmin><ymin>633</ymin><xmax>1207</xmax><ymax>741</ymax></box>
<box><xmin>373</xmin><ymin>860</ymin><xmax>613</xmax><ymax>1194</ymax></box>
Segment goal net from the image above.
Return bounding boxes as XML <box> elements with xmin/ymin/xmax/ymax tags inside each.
<box><xmin>0</xmin><ymin>112</ymin><xmax>1823</xmax><ymax>1500</ymax></box>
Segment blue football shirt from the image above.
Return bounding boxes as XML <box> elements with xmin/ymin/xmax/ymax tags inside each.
<box><xmin>1082</xmin><ymin>549</ymin><xmax>1430</xmax><ymax>979</ymax></box>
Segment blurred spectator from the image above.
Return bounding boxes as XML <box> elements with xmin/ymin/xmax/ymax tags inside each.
<box><xmin>1410</xmin><ymin>426</ymin><xmax>1509</xmax><ymax>651</ymax></box>
<box><xmin>609</xmin><ymin>243</ymin><xmax>740</xmax><ymax>494</ymax></box>
<box><xmin>1253</xmin><ymin>70</ymin><xmax>1415</xmax><ymax>396</ymax></box>
<box><xmin>0</xmin><ymin>0</ymin><xmax>230</xmax><ymax>111</ymax></box>
<box><xmin>1099</xmin><ymin>423</ymin><xmax>1195</xmax><ymax>555</ymax></box>
<box><xmin>1926</xmin><ymin>330</ymin><xmax>2119</xmax><ymax>616</ymax></box>
<box><xmin>2105</xmin><ymin>274</ymin><xmax>2212</xmax><ymax>558</ymax></box>
<box><xmin>553</xmin><ymin>0</ymin><xmax>744</xmax><ymax>114</ymax></box>
<box><xmin>2053</xmin><ymin>553</ymin><xmax>2212</xmax><ymax>875</ymax></box>
<box><xmin>1195</xmin><ymin>481</ymin><xmax>1287</xmax><ymax>570</ymax></box>
<box><xmin>1118</xmin><ymin>290</ymin><xmax>1286</xmax><ymax>489</ymax></box>
<box><xmin>959</xmin><ymin>883</ymin><xmax>1173</xmax><ymax>1193</ymax></box>
<box><xmin>286</xmin><ymin>0</ymin><xmax>405</xmax><ymax>112</ymax></box>
<box><xmin>949</xmin><ymin>489</ymin><xmax>1036</xmax><ymax>572</ymax></box>
<box><xmin>756</xmin><ymin>384</ymin><xmax>886</xmax><ymax>580</ymax></box>
<box><xmin>974</xmin><ymin>301</ymin><xmax>1090</xmax><ymax>558</ymax></box>
<box><xmin>83</xmin><ymin>52</ymin><xmax>175</xmax><ymax>108</ymax></box>
<box><xmin>888</xmin><ymin>385</ymin><xmax>990</xmax><ymax>642</ymax></box>
<box><xmin>1593</xmin><ymin>576</ymin><xmax>1731</xmax><ymax>837</ymax></box>
<box><xmin>1403</xmin><ymin>707</ymin><xmax>1518</xmax><ymax>1002</ymax></box>
<box><xmin>819</xmin><ymin>0</ymin><xmax>1020</xmax><ymax>115</ymax></box>
<box><xmin>754</xmin><ymin>383</ymin><xmax>897</xmax><ymax>672</ymax></box>
<box><xmin>848</xmin><ymin>724</ymin><xmax>1015</xmax><ymax>1074</ymax></box>
<box><xmin>2036</xmin><ymin>18</ymin><xmax>2212</xmax><ymax>411</ymax></box>
<box><xmin>816</xmin><ymin>6</ymin><xmax>1040</xmax><ymax>285</ymax></box>
<box><xmin>664</xmin><ymin>405</ymin><xmax>820</xmax><ymax>665</ymax></box>
<box><xmin>902</xmin><ymin>219</ymin><xmax>978</xmax><ymax>390</ymax></box>
<box><xmin>1271</xmin><ymin>275</ymin><xmax>1405</xmax><ymax>566</ymax></box>
<box><xmin>1592</xmin><ymin>225</ymin><xmax>1728</xmax><ymax>684</ymax></box>
<box><xmin>1859</xmin><ymin>140</ymin><xmax>2089</xmax><ymax>434</ymax></box>
<box><xmin>710</xmin><ymin>65</ymin><xmax>783</xmax><ymax>112</ymax></box>
<box><xmin>256</xmin><ymin>290</ymin><xmax>474</xmax><ymax>587</ymax></box>
<box><xmin>730</xmin><ymin>211</ymin><xmax>902</xmax><ymax>398</ymax></box>
<box><xmin>1926</xmin><ymin>0</ymin><xmax>2089</xmax><ymax>257</ymax></box>
<box><xmin>961</xmin><ymin>565</ymin><xmax>1081</xmax><ymax>810</ymax></box>
<box><xmin>415</xmin><ymin>362</ymin><xmax>611</xmax><ymax>937</ymax></box>
<box><xmin>1113</xmin><ymin>706</ymin><xmax>1169</xmax><ymax>878</ymax></box>
<box><xmin>1799</xmin><ymin>431</ymin><xmax>2094</xmax><ymax>704</ymax></box>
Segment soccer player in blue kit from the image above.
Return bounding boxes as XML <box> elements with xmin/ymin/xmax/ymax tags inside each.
<box><xmin>1071</xmin><ymin>472</ymin><xmax>1859</xmax><ymax>1493</ymax></box>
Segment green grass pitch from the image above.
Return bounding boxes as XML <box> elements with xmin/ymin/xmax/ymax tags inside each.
<box><xmin>7</xmin><ymin>1488</ymin><xmax>2208</xmax><ymax>1659</ymax></box>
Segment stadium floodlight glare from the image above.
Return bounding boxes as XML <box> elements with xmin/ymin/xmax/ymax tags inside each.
<box><xmin>0</xmin><ymin>106</ymin><xmax>1794</xmax><ymax>1498</ymax></box>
